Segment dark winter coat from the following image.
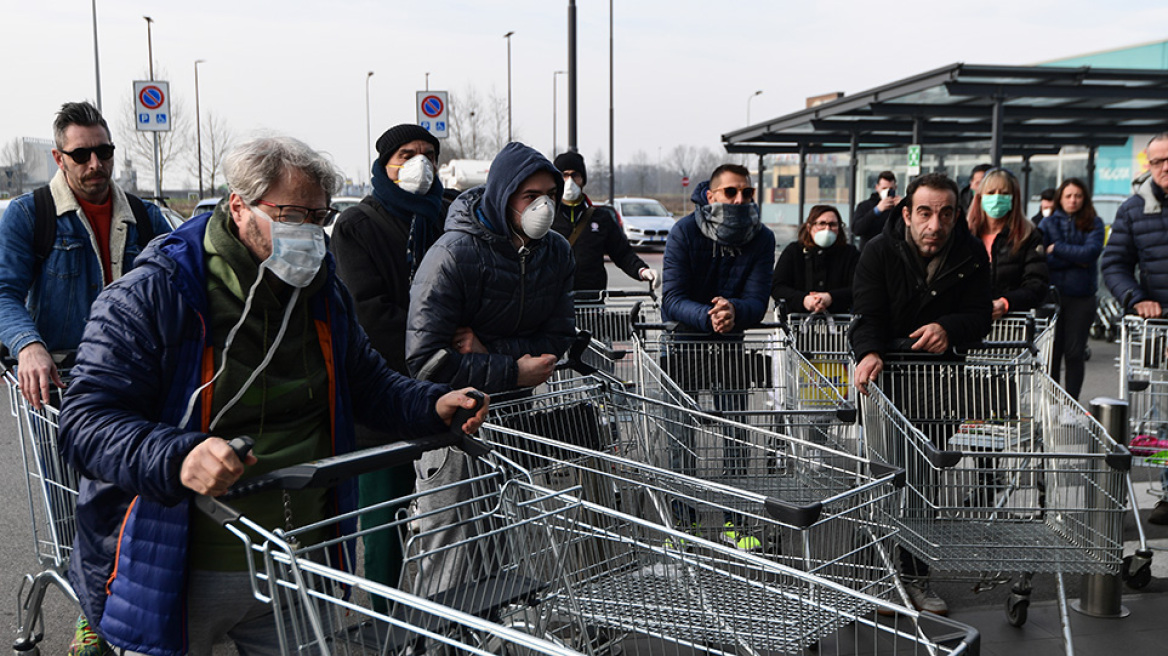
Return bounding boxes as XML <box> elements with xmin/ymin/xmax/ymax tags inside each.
<box><xmin>850</xmin><ymin>212</ymin><xmax>993</xmax><ymax>359</ymax></box>
<box><xmin>852</xmin><ymin>192</ymin><xmax>903</xmax><ymax>250</ymax></box>
<box><xmin>551</xmin><ymin>194</ymin><xmax>647</xmax><ymax>291</ymax></box>
<box><xmin>57</xmin><ymin>213</ymin><xmax>447</xmax><ymax>656</ymax></box>
<box><xmin>1102</xmin><ymin>177</ymin><xmax>1168</xmax><ymax>308</ymax></box>
<box><xmin>771</xmin><ymin>240</ymin><xmax>860</xmax><ymax>315</ymax></box>
<box><xmin>661</xmin><ymin>182</ymin><xmax>775</xmax><ymax>333</ymax></box>
<box><xmin>1039</xmin><ymin>210</ymin><xmax>1105</xmax><ymax>298</ymax></box>
<box><xmin>406</xmin><ymin>143</ymin><xmax>576</xmax><ymax>393</ymax></box>
<box><xmin>982</xmin><ymin>225</ymin><xmax>1049</xmax><ymax>313</ymax></box>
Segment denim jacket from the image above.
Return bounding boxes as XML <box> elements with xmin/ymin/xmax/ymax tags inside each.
<box><xmin>0</xmin><ymin>171</ymin><xmax>169</xmax><ymax>355</ymax></box>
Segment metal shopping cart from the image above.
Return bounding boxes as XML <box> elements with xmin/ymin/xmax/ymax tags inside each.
<box><xmin>482</xmin><ymin>376</ymin><xmax>905</xmax><ymax>602</ymax></box>
<box><xmin>862</xmin><ymin>355</ymin><xmax>1131</xmax><ymax>653</ymax></box>
<box><xmin>7</xmin><ymin>353</ymin><xmax>81</xmax><ymax>656</ymax></box>
<box><xmin>965</xmin><ymin>311</ymin><xmax>1058</xmax><ymax>370</ymax></box>
<box><xmin>779</xmin><ymin>312</ymin><xmax>857</xmax><ymax>403</ymax></box>
<box><xmin>572</xmin><ymin>290</ymin><xmax>659</xmax><ymax>382</ymax></box>
<box><xmin>195</xmin><ymin>432</ymin><xmax>591</xmax><ymax>656</ymax></box>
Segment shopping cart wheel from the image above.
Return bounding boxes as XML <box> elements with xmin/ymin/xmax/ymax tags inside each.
<box><xmin>1122</xmin><ymin>553</ymin><xmax>1153</xmax><ymax>589</ymax></box>
<box><xmin>1005</xmin><ymin>594</ymin><xmax>1029</xmax><ymax>627</ymax></box>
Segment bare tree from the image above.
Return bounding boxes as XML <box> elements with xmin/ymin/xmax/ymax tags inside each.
<box><xmin>590</xmin><ymin>148</ymin><xmax>611</xmax><ymax>201</ymax></box>
<box><xmin>187</xmin><ymin>110</ymin><xmax>234</xmax><ymax>196</ymax></box>
<box><xmin>629</xmin><ymin>150</ymin><xmax>652</xmax><ymax>196</ymax></box>
<box><xmin>487</xmin><ymin>86</ymin><xmax>512</xmax><ymax>154</ymax></box>
<box><xmin>0</xmin><ymin>138</ymin><xmax>24</xmax><ymax>195</ymax></box>
<box><xmin>446</xmin><ymin>85</ymin><xmax>487</xmax><ymax>161</ymax></box>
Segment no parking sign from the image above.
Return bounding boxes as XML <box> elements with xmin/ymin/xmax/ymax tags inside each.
<box><xmin>416</xmin><ymin>91</ymin><xmax>448</xmax><ymax>139</ymax></box>
<box><xmin>133</xmin><ymin>80</ymin><xmax>171</xmax><ymax>132</ymax></box>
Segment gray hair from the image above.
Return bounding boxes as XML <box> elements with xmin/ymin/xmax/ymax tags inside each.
<box><xmin>224</xmin><ymin>135</ymin><xmax>342</xmax><ymax>204</ymax></box>
<box><xmin>1148</xmin><ymin>133</ymin><xmax>1168</xmax><ymax>149</ymax></box>
<box><xmin>54</xmin><ymin>101</ymin><xmax>110</xmax><ymax>149</ymax></box>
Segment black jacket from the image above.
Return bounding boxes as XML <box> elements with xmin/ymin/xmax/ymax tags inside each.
<box><xmin>852</xmin><ymin>193</ymin><xmax>904</xmax><ymax>250</ymax></box>
<box><xmin>771</xmin><ymin>240</ymin><xmax>860</xmax><ymax>315</ymax></box>
<box><xmin>406</xmin><ymin>143</ymin><xmax>575</xmax><ymax>393</ymax></box>
<box><xmin>551</xmin><ymin>194</ymin><xmax>646</xmax><ymax>291</ymax></box>
<box><xmin>983</xmin><ymin>225</ymin><xmax>1049</xmax><ymax>313</ymax></box>
<box><xmin>850</xmin><ymin>213</ymin><xmax>992</xmax><ymax>359</ymax></box>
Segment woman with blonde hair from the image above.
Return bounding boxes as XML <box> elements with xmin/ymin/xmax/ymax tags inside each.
<box><xmin>966</xmin><ymin>168</ymin><xmax>1049</xmax><ymax>319</ymax></box>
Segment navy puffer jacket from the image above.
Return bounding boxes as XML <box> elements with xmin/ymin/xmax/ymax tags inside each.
<box><xmin>406</xmin><ymin>142</ymin><xmax>576</xmax><ymax>392</ymax></box>
<box><xmin>1040</xmin><ymin>209</ymin><xmax>1105</xmax><ymax>298</ymax></box>
<box><xmin>661</xmin><ymin>181</ymin><xmax>775</xmax><ymax>332</ymax></box>
<box><xmin>1102</xmin><ymin>178</ymin><xmax>1168</xmax><ymax>308</ymax></box>
<box><xmin>58</xmin><ymin>213</ymin><xmax>447</xmax><ymax>655</ymax></box>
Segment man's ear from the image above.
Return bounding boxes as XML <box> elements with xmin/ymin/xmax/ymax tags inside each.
<box><xmin>902</xmin><ymin>204</ymin><xmax>911</xmax><ymax>224</ymax></box>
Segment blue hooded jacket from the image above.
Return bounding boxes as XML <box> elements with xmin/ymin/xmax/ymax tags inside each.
<box><xmin>59</xmin><ymin>212</ymin><xmax>448</xmax><ymax>656</ymax></box>
<box><xmin>406</xmin><ymin>142</ymin><xmax>576</xmax><ymax>392</ymax></box>
<box><xmin>661</xmin><ymin>180</ymin><xmax>775</xmax><ymax>333</ymax></box>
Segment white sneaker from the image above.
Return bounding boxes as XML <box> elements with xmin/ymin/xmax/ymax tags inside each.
<box><xmin>906</xmin><ymin>579</ymin><xmax>949</xmax><ymax>615</ymax></box>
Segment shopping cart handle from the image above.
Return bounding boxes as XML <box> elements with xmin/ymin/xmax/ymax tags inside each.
<box><xmin>1128</xmin><ymin>377</ymin><xmax>1150</xmax><ymax>392</ymax></box>
<box><xmin>921</xmin><ymin>441</ymin><xmax>963</xmax><ymax>469</ymax></box>
<box><xmin>451</xmin><ymin>390</ymin><xmax>490</xmax><ymax>458</ymax></box>
<box><xmin>868</xmin><ymin>460</ymin><xmax>907</xmax><ymax>488</ymax></box>
<box><xmin>1107</xmin><ymin>445</ymin><xmax>1132</xmax><ymax>472</ymax></box>
<box><xmin>762</xmin><ymin>498</ymin><xmax>823</xmax><ymax>528</ymax></box>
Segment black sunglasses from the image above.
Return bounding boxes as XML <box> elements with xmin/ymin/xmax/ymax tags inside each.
<box><xmin>713</xmin><ymin>185</ymin><xmax>756</xmax><ymax>202</ymax></box>
<box><xmin>60</xmin><ymin>144</ymin><xmax>116</xmax><ymax>164</ymax></box>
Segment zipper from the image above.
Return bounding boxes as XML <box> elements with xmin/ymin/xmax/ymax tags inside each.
<box><xmin>516</xmin><ymin>246</ymin><xmax>530</xmax><ymax>331</ymax></box>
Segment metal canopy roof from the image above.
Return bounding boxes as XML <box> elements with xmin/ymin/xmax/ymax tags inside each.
<box><xmin>723</xmin><ymin>63</ymin><xmax>1168</xmax><ymax>156</ymax></box>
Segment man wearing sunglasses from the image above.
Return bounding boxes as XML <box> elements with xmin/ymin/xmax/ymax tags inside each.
<box><xmin>0</xmin><ymin>101</ymin><xmax>171</xmax><ymax>410</ymax></box>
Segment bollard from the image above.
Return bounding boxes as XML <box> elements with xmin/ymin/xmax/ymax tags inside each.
<box><xmin>1071</xmin><ymin>397</ymin><xmax>1130</xmax><ymax>618</ymax></box>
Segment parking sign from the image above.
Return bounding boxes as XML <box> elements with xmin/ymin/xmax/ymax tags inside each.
<box><xmin>134</xmin><ymin>81</ymin><xmax>172</xmax><ymax>132</ymax></box>
<box><xmin>417</xmin><ymin>91</ymin><xmax>449</xmax><ymax>139</ymax></box>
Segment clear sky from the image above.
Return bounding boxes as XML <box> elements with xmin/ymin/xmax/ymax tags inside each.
<box><xmin>4</xmin><ymin>0</ymin><xmax>1168</xmax><ymax>187</ymax></box>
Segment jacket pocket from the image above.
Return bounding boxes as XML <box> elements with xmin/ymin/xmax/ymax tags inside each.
<box><xmin>45</xmin><ymin>236</ymin><xmax>87</xmax><ymax>280</ymax></box>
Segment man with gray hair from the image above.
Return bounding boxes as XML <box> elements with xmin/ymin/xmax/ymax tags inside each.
<box><xmin>0</xmin><ymin>100</ymin><xmax>170</xmax><ymax>408</ymax></box>
<box><xmin>58</xmin><ymin>135</ymin><xmax>488</xmax><ymax>655</ymax></box>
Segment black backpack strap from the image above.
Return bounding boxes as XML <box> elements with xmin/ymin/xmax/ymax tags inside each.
<box><xmin>32</xmin><ymin>186</ymin><xmax>57</xmax><ymax>275</ymax></box>
<box><xmin>124</xmin><ymin>193</ymin><xmax>155</xmax><ymax>249</ymax></box>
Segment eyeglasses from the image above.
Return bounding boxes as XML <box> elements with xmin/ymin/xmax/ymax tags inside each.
<box><xmin>811</xmin><ymin>221</ymin><xmax>840</xmax><ymax>230</ymax></box>
<box><xmin>256</xmin><ymin>200</ymin><xmax>339</xmax><ymax>227</ymax></box>
<box><xmin>712</xmin><ymin>186</ymin><xmax>755</xmax><ymax>202</ymax></box>
<box><xmin>60</xmin><ymin>144</ymin><xmax>115</xmax><ymax>164</ymax></box>
<box><xmin>1148</xmin><ymin>157</ymin><xmax>1168</xmax><ymax>169</ymax></box>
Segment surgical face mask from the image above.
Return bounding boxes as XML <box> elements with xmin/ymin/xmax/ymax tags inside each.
<box><xmin>513</xmin><ymin>195</ymin><xmax>555</xmax><ymax>240</ymax></box>
<box><xmin>1041</xmin><ymin>207</ymin><xmax>1053</xmax><ymax>218</ymax></box>
<box><xmin>981</xmin><ymin>194</ymin><xmax>1013</xmax><ymax>219</ymax></box>
<box><xmin>393</xmin><ymin>154</ymin><xmax>435</xmax><ymax>195</ymax></box>
<box><xmin>562</xmin><ymin>177</ymin><xmax>582</xmax><ymax>203</ymax></box>
<box><xmin>254</xmin><ymin>205</ymin><xmax>326</xmax><ymax>288</ymax></box>
<box><xmin>812</xmin><ymin>227</ymin><xmax>837</xmax><ymax>249</ymax></box>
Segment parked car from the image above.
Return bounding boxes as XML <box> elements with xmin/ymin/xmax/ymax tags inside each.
<box><xmin>611</xmin><ymin>197</ymin><xmax>674</xmax><ymax>249</ymax></box>
<box><xmin>0</xmin><ymin>199</ymin><xmax>10</xmax><ymax>216</ymax></box>
<box><xmin>189</xmin><ymin>197</ymin><xmax>222</xmax><ymax>219</ymax></box>
<box><xmin>149</xmin><ymin>203</ymin><xmax>186</xmax><ymax>230</ymax></box>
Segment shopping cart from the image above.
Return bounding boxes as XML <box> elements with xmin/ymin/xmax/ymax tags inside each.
<box><xmin>862</xmin><ymin>355</ymin><xmax>1131</xmax><ymax>653</ymax></box>
<box><xmin>196</xmin><ymin>431</ymin><xmax>591</xmax><ymax>656</ymax></box>
<box><xmin>632</xmin><ymin>322</ymin><xmax>860</xmax><ymax>456</ymax></box>
<box><xmin>7</xmin><ymin>352</ymin><xmax>82</xmax><ymax>655</ymax></box>
<box><xmin>482</xmin><ymin>376</ymin><xmax>905</xmax><ymax>603</ymax></box>
<box><xmin>964</xmin><ymin>311</ymin><xmax>1058</xmax><ymax>370</ymax></box>
<box><xmin>572</xmin><ymin>289</ymin><xmax>659</xmax><ymax>382</ymax></box>
<box><xmin>779</xmin><ymin>312</ymin><xmax>857</xmax><ymax>402</ymax></box>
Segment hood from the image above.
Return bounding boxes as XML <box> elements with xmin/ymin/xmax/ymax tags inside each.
<box><xmin>480</xmin><ymin>142</ymin><xmax>564</xmax><ymax>238</ymax></box>
<box><xmin>691</xmin><ymin>180</ymin><xmax>710</xmax><ymax>207</ymax></box>
<box><xmin>1137</xmin><ymin>174</ymin><xmax>1164</xmax><ymax>215</ymax></box>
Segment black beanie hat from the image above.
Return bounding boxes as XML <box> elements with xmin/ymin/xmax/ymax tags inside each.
<box><xmin>553</xmin><ymin>151</ymin><xmax>586</xmax><ymax>186</ymax></box>
<box><xmin>375</xmin><ymin>124</ymin><xmax>441</xmax><ymax>167</ymax></box>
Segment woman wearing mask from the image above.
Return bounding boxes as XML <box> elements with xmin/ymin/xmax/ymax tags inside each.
<box><xmin>967</xmin><ymin>168</ymin><xmax>1049</xmax><ymax>319</ymax></box>
<box><xmin>771</xmin><ymin>205</ymin><xmax>859</xmax><ymax>316</ymax></box>
<box><xmin>1040</xmin><ymin>178</ymin><xmax>1105</xmax><ymax>400</ymax></box>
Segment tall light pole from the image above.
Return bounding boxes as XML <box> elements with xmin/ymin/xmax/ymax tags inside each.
<box><xmin>364</xmin><ymin>71</ymin><xmax>375</xmax><ymax>177</ymax></box>
<box><xmin>504</xmin><ymin>31</ymin><xmax>515</xmax><ymax>142</ymax></box>
<box><xmin>425</xmin><ymin>72</ymin><xmax>430</xmax><ymax>91</ymax></box>
<box><xmin>91</xmin><ymin>0</ymin><xmax>102</xmax><ymax>111</ymax></box>
<box><xmin>144</xmin><ymin>16</ymin><xmax>160</xmax><ymax>199</ymax></box>
<box><xmin>747</xmin><ymin>89</ymin><xmax>763</xmax><ymax>125</ymax></box>
<box><xmin>194</xmin><ymin>59</ymin><xmax>205</xmax><ymax>198</ymax></box>
<box><xmin>608</xmin><ymin>0</ymin><xmax>614</xmax><ymax>203</ymax></box>
<box><xmin>552</xmin><ymin>70</ymin><xmax>566</xmax><ymax>156</ymax></box>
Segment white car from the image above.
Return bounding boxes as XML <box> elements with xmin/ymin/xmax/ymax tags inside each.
<box><xmin>612</xmin><ymin>197</ymin><xmax>674</xmax><ymax>249</ymax></box>
<box><xmin>189</xmin><ymin>197</ymin><xmax>222</xmax><ymax>219</ymax></box>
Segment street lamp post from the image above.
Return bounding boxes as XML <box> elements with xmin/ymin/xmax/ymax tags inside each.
<box><xmin>365</xmin><ymin>71</ymin><xmax>374</xmax><ymax>174</ymax></box>
<box><xmin>144</xmin><ymin>16</ymin><xmax>161</xmax><ymax>199</ymax></box>
<box><xmin>552</xmin><ymin>70</ymin><xmax>566</xmax><ymax>156</ymax></box>
<box><xmin>747</xmin><ymin>89</ymin><xmax>763</xmax><ymax>125</ymax></box>
<box><xmin>504</xmin><ymin>31</ymin><xmax>514</xmax><ymax>142</ymax></box>
<box><xmin>194</xmin><ymin>59</ymin><xmax>205</xmax><ymax>198</ymax></box>
<box><xmin>91</xmin><ymin>0</ymin><xmax>102</xmax><ymax>111</ymax></box>
<box><xmin>425</xmin><ymin>72</ymin><xmax>430</xmax><ymax>91</ymax></box>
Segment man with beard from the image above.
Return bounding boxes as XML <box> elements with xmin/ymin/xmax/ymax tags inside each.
<box><xmin>0</xmin><ymin>101</ymin><xmax>170</xmax><ymax>411</ymax></box>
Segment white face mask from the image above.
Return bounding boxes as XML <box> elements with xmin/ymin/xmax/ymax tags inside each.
<box><xmin>812</xmin><ymin>228</ymin><xmax>837</xmax><ymax>248</ymax></box>
<box><xmin>1042</xmin><ymin>207</ymin><xmax>1053</xmax><ymax>218</ymax></box>
<box><xmin>254</xmin><ymin>205</ymin><xmax>326</xmax><ymax>289</ymax></box>
<box><xmin>562</xmin><ymin>177</ymin><xmax>582</xmax><ymax>203</ymax></box>
<box><xmin>395</xmin><ymin>154</ymin><xmax>434</xmax><ymax>195</ymax></box>
<box><xmin>514</xmin><ymin>195</ymin><xmax>555</xmax><ymax>241</ymax></box>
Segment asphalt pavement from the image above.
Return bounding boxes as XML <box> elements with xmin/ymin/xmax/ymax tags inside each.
<box><xmin>1</xmin><ymin>249</ymin><xmax>1161</xmax><ymax>655</ymax></box>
